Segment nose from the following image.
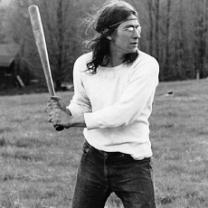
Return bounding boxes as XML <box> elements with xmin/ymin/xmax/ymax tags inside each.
<box><xmin>133</xmin><ymin>27</ymin><xmax>141</xmax><ymax>39</ymax></box>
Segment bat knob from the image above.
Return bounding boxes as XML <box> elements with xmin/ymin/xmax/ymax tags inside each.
<box><xmin>54</xmin><ymin>125</ymin><xmax>64</xmax><ymax>131</ymax></box>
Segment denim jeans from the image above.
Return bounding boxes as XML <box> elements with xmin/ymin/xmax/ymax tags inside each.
<box><xmin>72</xmin><ymin>141</ymin><xmax>156</xmax><ymax>208</ymax></box>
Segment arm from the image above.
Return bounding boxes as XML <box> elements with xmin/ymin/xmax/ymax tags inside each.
<box><xmin>84</xmin><ymin>61</ymin><xmax>159</xmax><ymax>130</ymax></box>
<box><xmin>47</xmin><ymin>56</ymin><xmax>91</xmax><ymax>129</ymax></box>
<box><xmin>47</xmin><ymin>96</ymin><xmax>86</xmax><ymax>129</ymax></box>
<box><xmin>66</xmin><ymin>56</ymin><xmax>92</xmax><ymax>117</ymax></box>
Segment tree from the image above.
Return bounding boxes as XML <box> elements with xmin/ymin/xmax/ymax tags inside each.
<box><xmin>35</xmin><ymin>0</ymin><xmax>85</xmax><ymax>89</ymax></box>
<box><xmin>146</xmin><ymin>0</ymin><xmax>155</xmax><ymax>55</ymax></box>
<box><xmin>2</xmin><ymin>0</ymin><xmax>208</xmax><ymax>84</ymax></box>
<box><xmin>4</xmin><ymin>0</ymin><xmax>85</xmax><ymax>89</ymax></box>
<box><xmin>163</xmin><ymin>0</ymin><xmax>171</xmax><ymax>80</ymax></box>
<box><xmin>193</xmin><ymin>0</ymin><xmax>208</xmax><ymax>79</ymax></box>
<box><xmin>38</xmin><ymin>0</ymin><xmax>78</xmax><ymax>89</ymax></box>
<box><xmin>0</xmin><ymin>7</ymin><xmax>5</xmax><ymax>42</ymax></box>
<box><xmin>175</xmin><ymin>0</ymin><xmax>185</xmax><ymax>79</ymax></box>
<box><xmin>155</xmin><ymin>0</ymin><xmax>160</xmax><ymax>60</ymax></box>
<box><xmin>3</xmin><ymin>0</ymin><xmax>37</xmax><ymax>81</ymax></box>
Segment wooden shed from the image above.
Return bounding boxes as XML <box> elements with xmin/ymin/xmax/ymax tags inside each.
<box><xmin>0</xmin><ymin>43</ymin><xmax>22</xmax><ymax>89</ymax></box>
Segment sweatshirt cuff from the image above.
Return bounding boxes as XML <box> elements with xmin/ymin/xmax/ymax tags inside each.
<box><xmin>66</xmin><ymin>104</ymin><xmax>82</xmax><ymax>117</ymax></box>
<box><xmin>84</xmin><ymin>112</ymin><xmax>98</xmax><ymax>130</ymax></box>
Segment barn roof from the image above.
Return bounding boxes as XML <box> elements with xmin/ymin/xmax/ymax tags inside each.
<box><xmin>0</xmin><ymin>43</ymin><xmax>20</xmax><ymax>67</ymax></box>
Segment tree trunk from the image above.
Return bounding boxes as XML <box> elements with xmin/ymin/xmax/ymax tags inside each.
<box><xmin>147</xmin><ymin>0</ymin><xmax>154</xmax><ymax>55</ymax></box>
<box><xmin>176</xmin><ymin>0</ymin><xmax>184</xmax><ymax>79</ymax></box>
<box><xmin>56</xmin><ymin>0</ymin><xmax>64</xmax><ymax>89</ymax></box>
<box><xmin>203</xmin><ymin>0</ymin><xmax>208</xmax><ymax>76</ymax></box>
<box><xmin>164</xmin><ymin>0</ymin><xmax>171</xmax><ymax>79</ymax></box>
<box><xmin>155</xmin><ymin>0</ymin><xmax>160</xmax><ymax>60</ymax></box>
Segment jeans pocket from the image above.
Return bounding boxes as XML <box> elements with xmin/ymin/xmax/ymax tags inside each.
<box><xmin>142</xmin><ymin>159</ymin><xmax>154</xmax><ymax>180</ymax></box>
<box><xmin>82</xmin><ymin>141</ymin><xmax>91</xmax><ymax>155</ymax></box>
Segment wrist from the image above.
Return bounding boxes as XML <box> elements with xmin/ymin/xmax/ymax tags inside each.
<box><xmin>65</xmin><ymin>108</ymin><xmax>72</xmax><ymax>116</ymax></box>
<box><xmin>70</xmin><ymin>114</ymin><xmax>86</xmax><ymax>128</ymax></box>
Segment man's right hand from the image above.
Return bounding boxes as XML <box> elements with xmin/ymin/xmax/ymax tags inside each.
<box><xmin>47</xmin><ymin>96</ymin><xmax>72</xmax><ymax>130</ymax></box>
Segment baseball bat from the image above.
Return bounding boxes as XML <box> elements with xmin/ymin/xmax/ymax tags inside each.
<box><xmin>28</xmin><ymin>5</ymin><xmax>64</xmax><ymax>131</ymax></box>
<box><xmin>28</xmin><ymin>5</ymin><xmax>55</xmax><ymax>96</ymax></box>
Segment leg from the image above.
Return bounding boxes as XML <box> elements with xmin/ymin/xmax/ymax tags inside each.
<box><xmin>72</xmin><ymin>142</ymin><xmax>111</xmax><ymax>208</ymax></box>
<box><xmin>111</xmin><ymin>157</ymin><xmax>156</xmax><ymax>208</ymax></box>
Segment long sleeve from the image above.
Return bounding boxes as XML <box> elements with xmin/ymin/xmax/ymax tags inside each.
<box><xmin>67</xmin><ymin>56</ymin><xmax>91</xmax><ymax>116</ymax></box>
<box><xmin>84</xmin><ymin>61</ymin><xmax>159</xmax><ymax>130</ymax></box>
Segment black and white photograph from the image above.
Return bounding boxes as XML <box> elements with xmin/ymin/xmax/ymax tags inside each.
<box><xmin>0</xmin><ymin>0</ymin><xmax>207</xmax><ymax>207</ymax></box>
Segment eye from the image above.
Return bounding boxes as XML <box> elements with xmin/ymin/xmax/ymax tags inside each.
<box><xmin>125</xmin><ymin>26</ymin><xmax>134</xmax><ymax>32</ymax></box>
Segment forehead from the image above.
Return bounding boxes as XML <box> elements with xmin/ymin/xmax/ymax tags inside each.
<box><xmin>117</xmin><ymin>17</ymin><xmax>139</xmax><ymax>29</ymax></box>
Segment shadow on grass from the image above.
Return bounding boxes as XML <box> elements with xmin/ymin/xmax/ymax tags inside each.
<box><xmin>1</xmin><ymin>150</ymin><xmax>44</xmax><ymax>162</ymax></box>
<box><xmin>0</xmin><ymin>127</ymin><xmax>13</xmax><ymax>134</ymax></box>
<box><xmin>0</xmin><ymin>135</ymin><xmax>60</xmax><ymax>149</ymax></box>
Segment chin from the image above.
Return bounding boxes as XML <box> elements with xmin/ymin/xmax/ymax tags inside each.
<box><xmin>128</xmin><ymin>48</ymin><xmax>138</xmax><ymax>53</ymax></box>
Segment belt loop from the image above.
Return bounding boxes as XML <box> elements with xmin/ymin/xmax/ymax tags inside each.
<box><xmin>104</xmin><ymin>152</ymin><xmax>108</xmax><ymax>159</ymax></box>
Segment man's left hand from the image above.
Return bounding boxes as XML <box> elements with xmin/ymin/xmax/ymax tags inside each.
<box><xmin>47</xmin><ymin>96</ymin><xmax>86</xmax><ymax>128</ymax></box>
<box><xmin>47</xmin><ymin>96</ymin><xmax>72</xmax><ymax>129</ymax></box>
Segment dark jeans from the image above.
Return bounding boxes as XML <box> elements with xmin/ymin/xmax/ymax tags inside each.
<box><xmin>72</xmin><ymin>141</ymin><xmax>156</xmax><ymax>208</ymax></box>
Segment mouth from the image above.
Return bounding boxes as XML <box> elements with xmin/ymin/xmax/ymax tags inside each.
<box><xmin>130</xmin><ymin>42</ymin><xmax>138</xmax><ymax>45</ymax></box>
<box><xmin>130</xmin><ymin>42</ymin><xmax>138</xmax><ymax>47</ymax></box>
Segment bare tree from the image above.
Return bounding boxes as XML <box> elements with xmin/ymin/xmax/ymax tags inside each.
<box><xmin>4</xmin><ymin>0</ymin><xmax>84</xmax><ymax>88</ymax></box>
<box><xmin>175</xmin><ymin>0</ymin><xmax>185</xmax><ymax>79</ymax></box>
<box><xmin>193</xmin><ymin>0</ymin><xmax>208</xmax><ymax>79</ymax></box>
<box><xmin>37</xmin><ymin>0</ymin><xmax>81</xmax><ymax>89</ymax></box>
<box><xmin>203</xmin><ymin>0</ymin><xmax>208</xmax><ymax>75</ymax></box>
<box><xmin>147</xmin><ymin>0</ymin><xmax>155</xmax><ymax>55</ymax></box>
<box><xmin>155</xmin><ymin>0</ymin><xmax>160</xmax><ymax>60</ymax></box>
<box><xmin>164</xmin><ymin>0</ymin><xmax>171</xmax><ymax>78</ymax></box>
<box><xmin>3</xmin><ymin>0</ymin><xmax>208</xmax><ymax>83</ymax></box>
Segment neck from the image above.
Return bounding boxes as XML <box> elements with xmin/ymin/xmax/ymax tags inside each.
<box><xmin>109</xmin><ymin>47</ymin><xmax>124</xmax><ymax>67</ymax></box>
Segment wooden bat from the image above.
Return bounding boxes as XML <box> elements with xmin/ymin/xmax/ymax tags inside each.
<box><xmin>28</xmin><ymin>5</ymin><xmax>55</xmax><ymax>96</ymax></box>
<box><xmin>28</xmin><ymin>5</ymin><xmax>64</xmax><ymax>131</ymax></box>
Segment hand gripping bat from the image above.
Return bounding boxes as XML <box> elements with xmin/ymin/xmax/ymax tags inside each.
<box><xmin>28</xmin><ymin>5</ymin><xmax>64</xmax><ymax>131</ymax></box>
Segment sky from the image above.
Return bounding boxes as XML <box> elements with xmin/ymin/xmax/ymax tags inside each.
<box><xmin>0</xmin><ymin>0</ymin><xmax>12</xmax><ymax>7</ymax></box>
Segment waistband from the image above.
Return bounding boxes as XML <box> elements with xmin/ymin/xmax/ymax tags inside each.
<box><xmin>83</xmin><ymin>141</ymin><xmax>151</xmax><ymax>162</ymax></box>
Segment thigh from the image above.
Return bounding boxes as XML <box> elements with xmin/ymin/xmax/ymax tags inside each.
<box><xmin>113</xmin><ymin>158</ymin><xmax>156</xmax><ymax>208</ymax></box>
<box><xmin>72</xmin><ymin>143</ymin><xmax>110</xmax><ymax>208</ymax></box>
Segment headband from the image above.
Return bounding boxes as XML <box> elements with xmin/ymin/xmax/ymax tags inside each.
<box><xmin>100</xmin><ymin>17</ymin><xmax>138</xmax><ymax>35</ymax></box>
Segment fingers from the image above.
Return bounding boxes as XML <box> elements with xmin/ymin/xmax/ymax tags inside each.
<box><xmin>50</xmin><ymin>96</ymin><xmax>60</xmax><ymax>101</ymax></box>
<box><xmin>47</xmin><ymin>99</ymin><xmax>58</xmax><ymax>108</ymax></box>
<box><xmin>47</xmin><ymin>96</ymin><xmax>67</xmax><ymax>112</ymax></box>
<box><xmin>47</xmin><ymin>97</ymin><xmax>61</xmax><ymax>114</ymax></box>
<box><xmin>47</xmin><ymin>108</ymin><xmax>58</xmax><ymax>124</ymax></box>
<box><xmin>46</xmin><ymin>96</ymin><xmax>70</xmax><ymax>130</ymax></box>
<box><xmin>45</xmin><ymin>96</ymin><xmax>67</xmax><ymax>131</ymax></box>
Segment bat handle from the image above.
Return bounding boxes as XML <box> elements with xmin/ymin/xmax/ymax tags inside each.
<box><xmin>50</xmin><ymin>96</ymin><xmax>65</xmax><ymax>131</ymax></box>
<box><xmin>54</xmin><ymin>124</ymin><xmax>64</xmax><ymax>131</ymax></box>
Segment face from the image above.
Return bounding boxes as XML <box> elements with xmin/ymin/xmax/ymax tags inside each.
<box><xmin>109</xmin><ymin>15</ymin><xmax>141</xmax><ymax>55</ymax></box>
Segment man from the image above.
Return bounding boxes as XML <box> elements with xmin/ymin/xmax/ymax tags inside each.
<box><xmin>47</xmin><ymin>1</ymin><xmax>159</xmax><ymax>207</ymax></box>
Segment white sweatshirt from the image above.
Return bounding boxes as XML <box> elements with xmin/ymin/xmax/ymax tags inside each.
<box><xmin>67</xmin><ymin>50</ymin><xmax>159</xmax><ymax>159</ymax></box>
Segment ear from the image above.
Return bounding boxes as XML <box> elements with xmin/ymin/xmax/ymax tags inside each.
<box><xmin>106</xmin><ymin>36</ymin><xmax>112</xmax><ymax>40</ymax></box>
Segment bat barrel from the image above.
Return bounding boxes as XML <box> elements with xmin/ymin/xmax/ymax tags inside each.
<box><xmin>29</xmin><ymin>5</ymin><xmax>64</xmax><ymax>131</ymax></box>
<box><xmin>28</xmin><ymin>5</ymin><xmax>55</xmax><ymax>96</ymax></box>
<box><xmin>28</xmin><ymin>5</ymin><xmax>41</xmax><ymax>32</ymax></box>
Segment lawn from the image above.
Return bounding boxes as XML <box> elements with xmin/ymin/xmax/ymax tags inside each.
<box><xmin>0</xmin><ymin>79</ymin><xmax>208</xmax><ymax>208</ymax></box>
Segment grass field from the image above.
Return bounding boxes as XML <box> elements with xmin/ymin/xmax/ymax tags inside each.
<box><xmin>0</xmin><ymin>79</ymin><xmax>208</xmax><ymax>208</ymax></box>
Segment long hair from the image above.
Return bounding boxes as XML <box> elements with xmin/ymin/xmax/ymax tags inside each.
<box><xmin>86</xmin><ymin>0</ymin><xmax>139</xmax><ymax>73</ymax></box>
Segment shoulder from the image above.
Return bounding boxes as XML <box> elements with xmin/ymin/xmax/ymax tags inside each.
<box><xmin>133</xmin><ymin>50</ymin><xmax>159</xmax><ymax>75</ymax></box>
<box><xmin>138</xmin><ymin>50</ymin><xmax>159</xmax><ymax>67</ymax></box>
<box><xmin>74</xmin><ymin>52</ymin><xmax>93</xmax><ymax>68</ymax></box>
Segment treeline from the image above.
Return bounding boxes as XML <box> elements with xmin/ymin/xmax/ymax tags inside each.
<box><xmin>1</xmin><ymin>0</ymin><xmax>208</xmax><ymax>88</ymax></box>
<box><xmin>140</xmin><ymin>0</ymin><xmax>208</xmax><ymax>81</ymax></box>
